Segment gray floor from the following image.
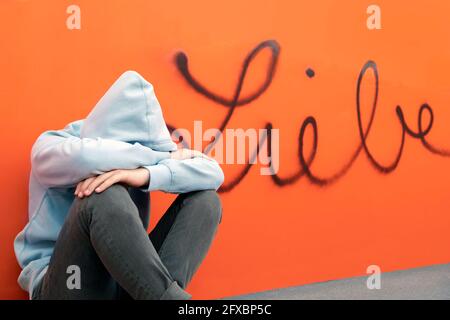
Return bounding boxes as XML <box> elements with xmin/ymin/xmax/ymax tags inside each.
<box><xmin>226</xmin><ymin>263</ymin><xmax>450</xmax><ymax>300</ymax></box>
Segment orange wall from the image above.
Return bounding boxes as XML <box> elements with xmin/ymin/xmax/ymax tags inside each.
<box><xmin>1</xmin><ymin>0</ymin><xmax>450</xmax><ymax>299</ymax></box>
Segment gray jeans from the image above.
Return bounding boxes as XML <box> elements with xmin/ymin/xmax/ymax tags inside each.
<box><xmin>32</xmin><ymin>184</ymin><xmax>222</xmax><ymax>300</ymax></box>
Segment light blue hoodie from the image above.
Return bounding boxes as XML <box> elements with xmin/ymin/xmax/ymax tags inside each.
<box><xmin>14</xmin><ymin>71</ymin><xmax>224</xmax><ymax>298</ymax></box>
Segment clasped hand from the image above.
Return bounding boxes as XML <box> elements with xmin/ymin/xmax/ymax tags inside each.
<box><xmin>74</xmin><ymin>148</ymin><xmax>208</xmax><ymax>198</ymax></box>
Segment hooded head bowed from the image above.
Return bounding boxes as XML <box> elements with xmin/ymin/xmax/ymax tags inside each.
<box><xmin>80</xmin><ymin>70</ymin><xmax>177</xmax><ymax>152</ymax></box>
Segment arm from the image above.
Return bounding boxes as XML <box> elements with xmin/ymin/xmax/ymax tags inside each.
<box><xmin>141</xmin><ymin>156</ymin><xmax>224</xmax><ymax>193</ymax></box>
<box><xmin>72</xmin><ymin>149</ymin><xmax>224</xmax><ymax>197</ymax></box>
<box><xmin>32</xmin><ymin>129</ymin><xmax>170</xmax><ymax>187</ymax></box>
<box><xmin>142</xmin><ymin>156</ymin><xmax>224</xmax><ymax>194</ymax></box>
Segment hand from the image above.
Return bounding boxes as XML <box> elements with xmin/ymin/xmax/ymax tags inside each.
<box><xmin>74</xmin><ymin>168</ymin><xmax>150</xmax><ymax>198</ymax></box>
<box><xmin>170</xmin><ymin>148</ymin><xmax>207</xmax><ymax>160</ymax></box>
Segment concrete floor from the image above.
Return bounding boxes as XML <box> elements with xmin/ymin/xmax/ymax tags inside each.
<box><xmin>226</xmin><ymin>263</ymin><xmax>450</xmax><ymax>300</ymax></box>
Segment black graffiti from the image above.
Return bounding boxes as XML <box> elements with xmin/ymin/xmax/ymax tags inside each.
<box><xmin>169</xmin><ymin>40</ymin><xmax>450</xmax><ymax>193</ymax></box>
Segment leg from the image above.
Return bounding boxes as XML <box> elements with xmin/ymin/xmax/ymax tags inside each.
<box><xmin>35</xmin><ymin>184</ymin><xmax>190</xmax><ymax>300</ymax></box>
<box><xmin>149</xmin><ymin>190</ymin><xmax>222</xmax><ymax>289</ymax></box>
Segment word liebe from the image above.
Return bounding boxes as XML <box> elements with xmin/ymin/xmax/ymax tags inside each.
<box><xmin>169</xmin><ymin>40</ymin><xmax>450</xmax><ymax>192</ymax></box>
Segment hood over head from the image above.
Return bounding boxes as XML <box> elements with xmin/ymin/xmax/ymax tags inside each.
<box><xmin>80</xmin><ymin>70</ymin><xmax>177</xmax><ymax>152</ymax></box>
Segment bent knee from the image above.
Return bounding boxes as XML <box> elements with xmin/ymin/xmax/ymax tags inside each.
<box><xmin>187</xmin><ymin>190</ymin><xmax>222</xmax><ymax>225</ymax></box>
<box><xmin>76</xmin><ymin>184</ymin><xmax>134</xmax><ymax>220</ymax></box>
<box><xmin>84</xmin><ymin>184</ymin><xmax>129</xmax><ymax>207</ymax></box>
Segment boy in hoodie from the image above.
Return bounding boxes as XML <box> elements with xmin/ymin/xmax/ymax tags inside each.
<box><xmin>14</xmin><ymin>71</ymin><xmax>224</xmax><ymax>300</ymax></box>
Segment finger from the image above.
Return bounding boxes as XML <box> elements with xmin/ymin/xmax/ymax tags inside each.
<box><xmin>76</xmin><ymin>180</ymin><xmax>89</xmax><ymax>198</ymax></box>
<box><xmin>95</xmin><ymin>173</ymin><xmax>123</xmax><ymax>193</ymax></box>
<box><xmin>185</xmin><ymin>149</ymin><xmax>195</xmax><ymax>159</ymax></box>
<box><xmin>84</xmin><ymin>171</ymin><xmax>117</xmax><ymax>196</ymax></box>
<box><xmin>78</xmin><ymin>176</ymin><xmax>96</xmax><ymax>198</ymax></box>
<box><xmin>74</xmin><ymin>181</ymin><xmax>82</xmax><ymax>196</ymax></box>
<box><xmin>201</xmin><ymin>153</ymin><xmax>213</xmax><ymax>160</ymax></box>
<box><xmin>191</xmin><ymin>150</ymin><xmax>210</xmax><ymax>159</ymax></box>
<box><xmin>191</xmin><ymin>150</ymin><xmax>204</xmax><ymax>158</ymax></box>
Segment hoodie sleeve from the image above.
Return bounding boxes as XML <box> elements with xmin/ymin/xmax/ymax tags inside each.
<box><xmin>32</xmin><ymin>129</ymin><xmax>170</xmax><ymax>188</ymax></box>
<box><xmin>140</xmin><ymin>156</ymin><xmax>224</xmax><ymax>193</ymax></box>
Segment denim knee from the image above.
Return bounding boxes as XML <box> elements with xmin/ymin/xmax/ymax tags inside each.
<box><xmin>76</xmin><ymin>184</ymin><xmax>135</xmax><ymax>223</ymax></box>
<box><xmin>186</xmin><ymin>190</ymin><xmax>222</xmax><ymax>225</ymax></box>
